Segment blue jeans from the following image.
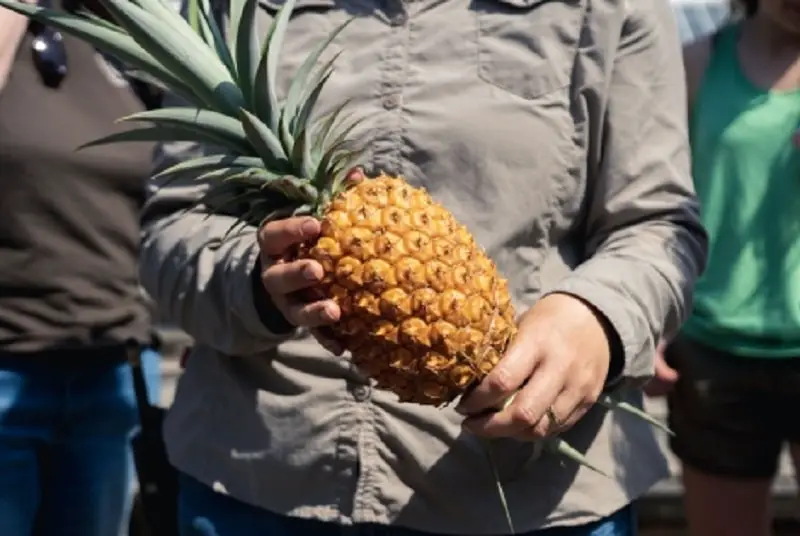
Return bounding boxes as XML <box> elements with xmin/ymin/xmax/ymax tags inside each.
<box><xmin>0</xmin><ymin>346</ymin><xmax>161</xmax><ymax>536</ymax></box>
<box><xmin>178</xmin><ymin>472</ymin><xmax>636</xmax><ymax>536</ymax></box>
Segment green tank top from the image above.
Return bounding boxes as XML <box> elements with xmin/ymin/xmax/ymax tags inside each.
<box><xmin>683</xmin><ymin>23</ymin><xmax>800</xmax><ymax>358</ymax></box>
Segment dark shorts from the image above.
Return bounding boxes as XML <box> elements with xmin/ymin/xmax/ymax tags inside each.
<box><xmin>665</xmin><ymin>335</ymin><xmax>800</xmax><ymax>479</ymax></box>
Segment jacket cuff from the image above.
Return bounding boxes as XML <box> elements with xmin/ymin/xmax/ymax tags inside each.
<box><xmin>232</xmin><ymin>242</ymin><xmax>298</xmax><ymax>342</ymax></box>
<box><xmin>543</xmin><ymin>276</ymin><xmax>654</xmax><ymax>389</ymax></box>
<box><xmin>250</xmin><ymin>256</ymin><xmax>296</xmax><ymax>335</ymax></box>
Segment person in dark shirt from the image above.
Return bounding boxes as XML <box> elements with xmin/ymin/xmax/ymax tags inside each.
<box><xmin>0</xmin><ymin>4</ymin><xmax>161</xmax><ymax>535</ymax></box>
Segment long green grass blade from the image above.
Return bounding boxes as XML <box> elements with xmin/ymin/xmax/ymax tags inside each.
<box><xmin>480</xmin><ymin>438</ymin><xmax>516</xmax><ymax>536</ymax></box>
<box><xmin>546</xmin><ymin>438</ymin><xmax>610</xmax><ymax>478</ymax></box>
<box><xmin>598</xmin><ymin>393</ymin><xmax>674</xmax><ymax>436</ymax></box>
<box><xmin>238</xmin><ymin>108</ymin><xmax>289</xmax><ymax>169</ymax></box>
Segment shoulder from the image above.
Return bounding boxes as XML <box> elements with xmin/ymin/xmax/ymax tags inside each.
<box><xmin>589</xmin><ymin>0</ymin><xmax>685</xmax><ymax>62</ymax></box>
<box><xmin>616</xmin><ymin>0</ymin><xmax>682</xmax><ymax>34</ymax></box>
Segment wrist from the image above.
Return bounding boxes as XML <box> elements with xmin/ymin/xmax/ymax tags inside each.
<box><xmin>251</xmin><ymin>257</ymin><xmax>295</xmax><ymax>335</ymax></box>
<box><xmin>547</xmin><ymin>291</ymin><xmax>624</xmax><ymax>387</ymax></box>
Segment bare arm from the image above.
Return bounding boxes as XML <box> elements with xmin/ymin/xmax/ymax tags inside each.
<box><xmin>0</xmin><ymin>3</ymin><xmax>30</xmax><ymax>92</ymax></box>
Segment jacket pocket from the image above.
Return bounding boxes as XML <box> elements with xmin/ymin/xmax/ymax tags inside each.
<box><xmin>475</xmin><ymin>0</ymin><xmax>586</xmax><ymax>100</ymax></box>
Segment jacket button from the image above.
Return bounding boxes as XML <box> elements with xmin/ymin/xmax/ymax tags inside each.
<box><xmin>383</xmin><ymin>94</ymin><xmax>401</xmax><ymax>110</ymax></box>
<box><xmin>351</xmin><ymin>384</ymin><xmax>371</xmax><ymax>402</ymax></box>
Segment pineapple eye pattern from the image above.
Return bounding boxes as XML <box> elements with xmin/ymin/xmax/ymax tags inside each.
<box><xmin>306</xmin><ymin>174</ymin><xmax>515</xmax><ymax>407</ymax></box>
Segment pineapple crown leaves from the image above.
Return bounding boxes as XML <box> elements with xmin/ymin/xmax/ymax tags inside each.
<box><xmin>0</xmin><ymin>0</ymin><xmax>362</xmax><ymax>219</ymax></box>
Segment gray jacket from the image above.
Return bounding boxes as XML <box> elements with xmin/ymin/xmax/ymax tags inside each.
<box><xmin>139</xmin><ymin>0</ymin><xmax>707</xmax><ymax>532</ymax></box>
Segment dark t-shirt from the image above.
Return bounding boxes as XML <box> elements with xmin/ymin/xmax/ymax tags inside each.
<box><xmin>0</xmin><ymin>31</ymin><xmax>153</xmax><ymax>353</ymax></box>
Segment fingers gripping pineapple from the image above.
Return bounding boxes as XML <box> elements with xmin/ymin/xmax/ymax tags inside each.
<box><xmin>0</xmin><ymin>0</ymin><xmax>669</xmax><ymax>473</ymax></box>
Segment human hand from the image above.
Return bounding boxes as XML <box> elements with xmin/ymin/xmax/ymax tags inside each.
<box><xmin>456</xmin><ymin>293</ymin><xmax>611</xmax><ymax>440</ymax></box>
<box><xmin>642</xmin><ymin>340</ymin><xmax>678</xmax><ymax>397</ymax></box>
<box><xmin>256</xmin><ymin>216</ymin><xmax>343</xmax><ymax>354</ymax></box>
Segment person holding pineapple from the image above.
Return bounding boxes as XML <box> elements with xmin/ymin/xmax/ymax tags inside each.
<box><xmin>645</xmin><ymin>0</ymin><xmax>800</xmax><ymax>535</ymax></box>
<box><xmin>0</xmin><ymin>0</ymin><xmax>707</xmax><ymax>533</ymax></box>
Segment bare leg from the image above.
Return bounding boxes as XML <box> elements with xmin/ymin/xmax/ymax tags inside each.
<box><xmin>682</xmin><ymin>463</ymin><xmax>773</xmax><ymax>536</ymax></box>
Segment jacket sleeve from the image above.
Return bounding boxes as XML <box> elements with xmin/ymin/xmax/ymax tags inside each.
<box><xmin>547</xmin><ymin>0</ymin><xmax>708</xmax><ymax>387</ymax></box>
<box><xmin>138</xmin><ymin>97</ymin><xmax>297</xmax><ymax>357</ymax></box>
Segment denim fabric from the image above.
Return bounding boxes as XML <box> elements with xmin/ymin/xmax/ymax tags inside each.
<box><xmin>178</xmin><ymin>472</ymin><xmax>637</xmax><ymax>536</ymax></box>
<box><xmin>0</xmin><ymin>347</ymin><xmax>161</xmax><ymax>536</ymax></box>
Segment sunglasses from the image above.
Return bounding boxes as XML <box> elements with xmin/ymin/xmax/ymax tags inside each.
<box><xmin>29</xmin><ymin>0</ymin><xmax>68</xmax><ymax>88</ymax></box>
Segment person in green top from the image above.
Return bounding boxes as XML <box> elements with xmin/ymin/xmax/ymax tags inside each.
<box><xmin>646</xmin><ymin>0</ymin><xmax>800</xmax><ymax>535</ymax></box>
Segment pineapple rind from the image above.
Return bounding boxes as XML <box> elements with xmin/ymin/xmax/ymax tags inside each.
<box><xmin>303</xmin><ymin>174</ymin><xmax>518</xmax><ymax>406</ymax></box>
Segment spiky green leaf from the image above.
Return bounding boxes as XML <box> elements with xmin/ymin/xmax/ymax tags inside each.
<box><xmin>119</xmin><ymin>108</ymin><xmax>251</xmax><ymax>153</ymax></box>
<box><xmin>254</xmin><ymin>0</ymin><xmax>296</xmax><ymax>130</ymax></box>
<box><xmin>233</xmin><ymin>0</ymin><xmax>261</xmax><ymax>109</ymax></box>
<box><xmin>291</xmin><ymin>61</ymin><xmax>336</xmax><ymax>138</ymax></box>
<box><xmin>265</xmin><ymin>176</ymin><xmax>317</xmax><ymax>202</ymax></box>
<box><xmin>154</xmin><ymin>154</ymin><xmax>265</xmax><ymax>178</ymax></box>
<box><xmin>290</xmin><ymin>127</ymin><xmax>315</xmax><ymax>182</ymax></box>
<box><xmin>197</xmin><ymin>0</ymin><xmax>236</xmax><ymax>75</ymax></box>
<box><xmin>281</xmin><ymin>18</ymin><xmax>352</xmax><ymax>143</ymax></box>
<box><xmin>79</xmin><ymin>0</ymin><xmax>222</xmax><ymax>110</ymax></box>
<box><xmin>108</xmin><ymin>0</ymin><xmax>243</xmax><ymax>115</ymax></box>
<box><xmin>187</xmin><ymin>0</ymin><xmax>206</xmax><ymax>38</ymax></box>
<box><xmin>75</xmin><ymin>8</ymin><xmax>126</xmax><ymax>33</ymax></box>
<box><xmin>78</xmin><ymin>125</ymin><xmax>244</xmax><ymax>154</ymax></box>
<box><xmin>238</xmin><ymin>108</ymin><xmax>289</xmax><ymax>169</ymax></box>
<box><xmin>134</xmin><ymin>0</ymin><xmax>230</xmax><ymax>73</ymax></box>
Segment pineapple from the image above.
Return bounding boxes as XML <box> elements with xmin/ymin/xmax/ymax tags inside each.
<box><xmin>306</xmin><ymin>172</ymin><xmax>517</xmax><ymax>405</ymax></box>
<box><xmin>0</xmin><ymin>0</ymin><xmax>670</xmax><ymax>475</ymax></box>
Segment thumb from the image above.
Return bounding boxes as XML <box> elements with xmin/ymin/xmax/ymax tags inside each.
<box><xmin>259</xmin><ymin>217</ymin><xmax>321</xmax><ymax>257</ymax></box>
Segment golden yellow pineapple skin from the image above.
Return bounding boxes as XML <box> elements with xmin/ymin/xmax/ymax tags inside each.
<box><xmin>302</xmin><ymin>174</ymin><xmax>517</xmax><ymax>406</ymax></box>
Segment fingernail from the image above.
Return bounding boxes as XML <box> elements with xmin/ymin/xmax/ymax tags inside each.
<box><xmin>303</xmin><ymin>265</ymin><xmax>319</xmax><ymax>281</ymax></box>
<box><xmin>301</xmin><ymin>219</ymin><xmax>319</xmax><ymax>235</ymax></box>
